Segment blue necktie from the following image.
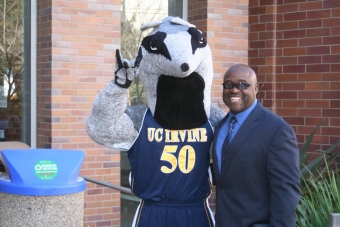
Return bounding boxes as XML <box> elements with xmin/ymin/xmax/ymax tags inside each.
<box><xmin>222</xmin><ymin>116</ymin><xmax>237</xmax><ymax>162</ymax></box>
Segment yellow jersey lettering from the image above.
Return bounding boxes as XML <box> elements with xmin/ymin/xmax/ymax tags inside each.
<box><xmin>187</xmin><ymin>129</ymin><xmax>195</xmax><ymax>142</ymax></box>
<box><xmin>155</xmin><ymin>128</ymin><xmax>163</xmax><ymax>142</ymax></box>
<box><xmin>171</xmin><ymin>130</ymin><xmax>180</xmax><ymax>142</ymax></box>
<box><xmin>191</xmin><ymin>129</ymin><xmax>200</xmax><ymax>142</ymax></box>
<box><xmin>165</xmin><ymin>129</ymin><xmax>171</xmax><ymax>142</ymax></box>
<box><xmin>199</xmin><ymin>128</ymin><xmax>207</xmax><ymax>142</ymax></box>
<box><xmin>160</xmin><ymin>145</ymin><xmax>178</xmax><ymax>173</ymax></box>
<box><xmin>148</xmin><ymin>128</ymin><xmax>155</xmax><ymax>142</ymax></box>
<box><xmin>160</xmin><ymin>145</ymin><xmax>196</xmax><ymax>174</ymax></box>
<box><xmin>152</xmin><ymin>128</ymin><xmax>207</xmax><ymax>143</ymax></box>
<box><xmin>178</xmin><ymin>145</ymin><xmax>196</xmax><ymax>173</ymax></box>
<box><xmin>179</xmin><ymin>130</ymin><xmax>186</xmax><ymax>142</ymax></box>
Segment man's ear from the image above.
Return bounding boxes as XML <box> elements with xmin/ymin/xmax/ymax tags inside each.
<box><xmin>254</xmin><ymin>83</ymin><xmax>259</xmax><ymax>94</ymax></box>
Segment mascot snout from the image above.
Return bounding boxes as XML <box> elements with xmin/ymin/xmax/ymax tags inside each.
<box><xmin>181</xmin><ymin>63</ymin><xmax>189</xmax><ymax>72</ymax></box>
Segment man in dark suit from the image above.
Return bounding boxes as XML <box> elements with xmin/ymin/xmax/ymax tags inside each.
<box><xmin>212</xmin><ymin>64</ymin><xmax>300</xmax><ymax>227</ymax></box>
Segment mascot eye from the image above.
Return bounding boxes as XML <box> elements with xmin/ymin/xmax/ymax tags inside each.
<box><xmin>141</xmin><ymin>32</ymin><xmax>172</xmax><ymax>60</ymax></box>
<box><xmin>150</xmin><ymin>41</ymin><xmax>157</xmax><ymax>50</ymax></box>
<box><xmin>187</xmin><ymin>27</ymin><xmax>207</xmax><ymax>54</ymax></box>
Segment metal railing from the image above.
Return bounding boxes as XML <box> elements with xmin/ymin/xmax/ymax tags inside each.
<box><xmin>80</xmin><ymin>175</ymin><xmax>133</xmax><ymax>195</ymax></box>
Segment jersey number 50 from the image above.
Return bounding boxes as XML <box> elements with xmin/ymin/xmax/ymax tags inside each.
<box><xmin>160</xmin><ymin>145</ymin><xmax>196</xmax><ymax>174</ymax></box>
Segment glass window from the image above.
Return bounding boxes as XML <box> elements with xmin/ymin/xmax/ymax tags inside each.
<box><xmin>168</xmin><ymin>0</ymin><xmax>183</xmax><ymax>18</ymax></box>
<box><xmin>120</xmin><ymin>0</ymin><xmax>185</xmax><ymax>226</ymax></box>
<box><xmin>0</xmin><ymin>0</ymin><xmax>30</xmax><ymax>145</ymax></box>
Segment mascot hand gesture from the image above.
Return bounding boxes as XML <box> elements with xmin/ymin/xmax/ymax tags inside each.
<box><xmin>114</xmin><ymin>49</ymin><xmax>142</xmax><ymax>89</ymax></box>
<box><xmin>87</xmin><ymin>16</ymin><xmax>225</xmax><ymax>227</ymax></box>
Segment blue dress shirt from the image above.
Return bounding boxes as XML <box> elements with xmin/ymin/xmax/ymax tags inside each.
<box><xmin>216</xmin><ymin>100</ymin><xmax>258</xmax><ymax>172</ymax></box>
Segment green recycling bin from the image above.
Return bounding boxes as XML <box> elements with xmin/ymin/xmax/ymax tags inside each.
<box><xmin>0</xmin><ymin>149</ymin><xmax>86</xmax><ymax>227</ymax></box>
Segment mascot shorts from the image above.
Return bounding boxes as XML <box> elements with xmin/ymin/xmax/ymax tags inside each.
<box><xmin>132</xmin><ymin>199</ymin><xmax>214</xmax><ymax>227</ymax></box>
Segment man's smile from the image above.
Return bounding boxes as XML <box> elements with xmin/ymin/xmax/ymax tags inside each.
<box><xmin>229</xmin><ymin>97</ymin><xmax>242</xmax><ymax>102</ymax></box>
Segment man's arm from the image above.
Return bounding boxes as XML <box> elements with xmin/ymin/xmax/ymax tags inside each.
<box><xmin>267</xmin><ymin>123</ymin><xmax>301</xmax><ymax>227</ymax></box>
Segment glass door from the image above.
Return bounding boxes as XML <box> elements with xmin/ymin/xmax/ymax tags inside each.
<box><xmin>0</xmin><ymin>0</ymin><xmax>31</xmax><ymax>145</ymax></box>
<box><xmin>120</xmin><ymin>0</ymin><xmax>186</xmax><ymax>225</ymax></box>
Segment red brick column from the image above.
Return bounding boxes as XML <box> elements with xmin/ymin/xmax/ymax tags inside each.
<box><xmin>189</xmin><ymin>0</ymin><xmax>249</xmax><ymax>111</ymax></box>
<box><xmin>249</xmin><ymin>0</ymin><xmax>340</xmax><ymax>150</ymax></box>
<box><xmin>36</xmin><ymin>0</ymin><xmax>121</xmax><ymax>226</ymax></box>
<box><xmin>248</xmin><ymin>0</ymin><xmax>277</xmax><ymax>112</ymax></box>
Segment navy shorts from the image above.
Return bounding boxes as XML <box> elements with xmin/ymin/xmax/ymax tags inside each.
<box><xmin>132</xmin><ymin>199</ymin><xmax>215</xmax><ymax>227</ymax></box>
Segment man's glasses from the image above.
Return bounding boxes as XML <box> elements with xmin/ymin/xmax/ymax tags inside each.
<box><xmin>222</xmin><ymin>82</ymin><xmax>257</xmax><ymax>90</ymax></box>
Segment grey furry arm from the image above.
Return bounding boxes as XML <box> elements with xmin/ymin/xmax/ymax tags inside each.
<box><xmin>208</xmin><ymin>104</ymin><xmax>226</xmax><ymax>160</ymax></box>
<box><xmin>209</xmin><ymin>104</ymin><xmax>226</xmax><ymax>128</ymax></box>
<box><xmin>86</xmin><ymin>80</ymin><xmax>138</xmax><ymax>151</ymax></box>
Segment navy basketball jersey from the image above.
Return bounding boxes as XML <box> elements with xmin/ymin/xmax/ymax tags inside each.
<box><xmin>127</xmin><ymin>108</ymin><xmax>214</xmax><ymax>201</ymax></box>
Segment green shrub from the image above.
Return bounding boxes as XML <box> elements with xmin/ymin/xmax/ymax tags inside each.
<box><xmin>297</xmin><ymin>157</ymin><xmax>340</xmax><ymax>227</ymax></box>
<box><xmin>297</xmin><ymin>119</ymin><xmax>340</xmax><ymax>226</ymax></box>
<box><xmin>299</xmin><ymin>119</ymin><xmax>340</xmax><ymax>188</ymax></box>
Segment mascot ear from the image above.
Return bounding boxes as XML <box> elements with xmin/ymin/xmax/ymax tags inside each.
<box><xmin>141</xmin><ymin>17</ymin><xmax>196</xmax><ymax>32</ymax></box>
<box><xmin>170</xmin><ymin>17</ymin><xmax>195</xmax><ymax>28</ymax></box>
<box><xmin>141</xmin><ymin>20</ymin><xmax>163</xmax><ymax>31</ymax></box>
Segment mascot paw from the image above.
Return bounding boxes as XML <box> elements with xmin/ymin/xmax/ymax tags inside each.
<box><xmin>114</xmin><ymin>48</ymin><xmax>143</xmax><ymax>89</ymax></box>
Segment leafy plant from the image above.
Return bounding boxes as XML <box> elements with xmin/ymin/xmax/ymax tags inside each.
<box><xmin>296</xmin><ymin>156</ymin><xmax>340</xmax><ymax>227</ymax></box>
<box><xmin>299</xmin><ymin>118</ymin><xmax>340</xmax><ymax>186</ymax></box>
<box><xmin>296</xmin><ymin>119</ymin><xmax>340</xmax><ymax>226</ymax></box>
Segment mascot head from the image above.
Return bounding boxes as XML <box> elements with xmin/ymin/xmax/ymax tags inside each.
<box><xmin>137</xmin><ymin>16</ymin><xmax>213</xmax><ymax>130</ymax></box>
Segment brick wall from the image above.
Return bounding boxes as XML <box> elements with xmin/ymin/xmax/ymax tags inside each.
<box><xmin>249</xmin><ymin>0</ymin><xmax>340</xmax><ymax>150</ymax></box>
<box><xmin>36</xmin><ymin>0</ymin><xmax>121</xmax><ymax>226</ymax></box>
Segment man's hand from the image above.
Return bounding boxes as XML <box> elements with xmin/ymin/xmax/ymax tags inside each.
<box><xmin>114</xmin><ymin>48</ymin><xmax>143</xmax><ymax>89</ymax></box>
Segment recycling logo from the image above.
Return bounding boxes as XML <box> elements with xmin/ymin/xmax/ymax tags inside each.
<box><xmin>34</xmin><ymin>160</ymin><xmax>58</xmax><ymax>180</ymax></box>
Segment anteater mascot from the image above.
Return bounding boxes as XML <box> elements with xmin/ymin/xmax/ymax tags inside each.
<box><xmin>87</xmin><ymin>16</ymin><xmax>225</xmax><ymax>227</ymax></box>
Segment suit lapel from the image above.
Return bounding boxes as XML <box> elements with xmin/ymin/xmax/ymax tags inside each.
<box><xmin>219</xmin><ymin>104</ymin><xmax>263</xmax><ymax>179</ymax></box>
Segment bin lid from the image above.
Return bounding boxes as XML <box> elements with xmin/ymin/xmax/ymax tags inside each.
<box><xmin>0</xmin><ymin>149</ymin><xmax>86</xmax><ymax>196</ymax></box>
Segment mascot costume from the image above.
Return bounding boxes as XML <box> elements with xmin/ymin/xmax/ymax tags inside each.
<box><xmin>87</xmin><ymin>16</ymin><xmax>225</xmax><ymax>227</ymax></box>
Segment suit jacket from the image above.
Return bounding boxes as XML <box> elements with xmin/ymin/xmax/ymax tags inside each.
<box><xmin>212</xmin><ymin>103</ymin><xmax>300</xmax><ymax>227</ymax></box>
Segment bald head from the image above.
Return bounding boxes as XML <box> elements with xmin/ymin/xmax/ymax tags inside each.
<box><xmin>222</xmin><ymin>64</ymin><xmax>258</xmax><ymax>114</ymax></box>
<box><xmin>224</xmin><ymin>64</ymin><xmax>257</xmax><ymax>84</ymax></box>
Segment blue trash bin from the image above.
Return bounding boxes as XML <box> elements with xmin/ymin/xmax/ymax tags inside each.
<box><xmin>0</xmin><ymin>149</ymin><xmax>86</xmax><ymax>227</ymax></box>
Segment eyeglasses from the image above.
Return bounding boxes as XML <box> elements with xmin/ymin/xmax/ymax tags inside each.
<box><xmin>222</xmin><ymin>82</ymin><xmax>257</xmax><ymax>90</ymax></box>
